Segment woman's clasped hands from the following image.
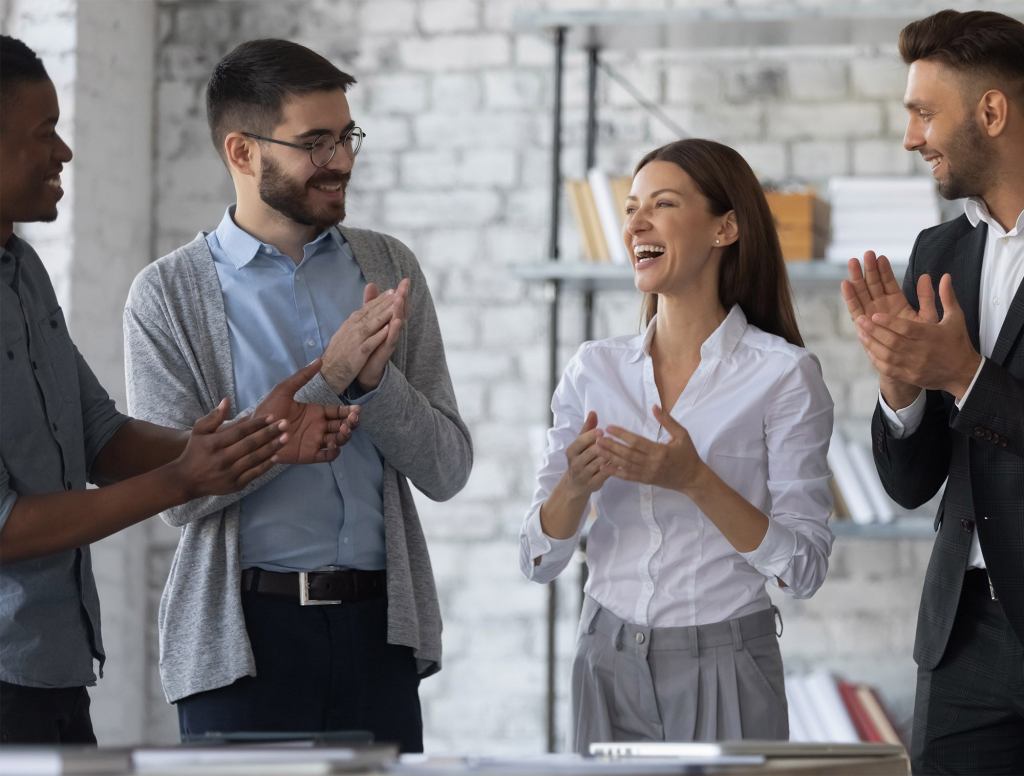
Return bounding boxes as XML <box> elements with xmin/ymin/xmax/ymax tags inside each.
<box><xmin>567</xmin><ymin>406</ymin><xmax>709</xmax><ymax>495</ymax></box>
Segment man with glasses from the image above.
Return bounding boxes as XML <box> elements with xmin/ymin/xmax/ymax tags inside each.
<box><xmin>0</xmin><ymin>35</ymin><xmax>353</xmax><ymax>745</ymax></box>
<box><xmin>123</xmin><ymin>39</ymin><xmax>472</xmax><ymax>751</ymax></box>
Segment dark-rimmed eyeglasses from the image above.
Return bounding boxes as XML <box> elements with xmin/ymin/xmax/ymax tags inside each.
<box><xmin>241</xmin><ymin>126</ymin><xmax>366</xmax><ymax>167</ymax></box>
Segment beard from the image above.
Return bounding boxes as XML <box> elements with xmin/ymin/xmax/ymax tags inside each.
<box><xmin>936</xmin><ymin>116</ymin><xmax>995</xmax><ymax>201</ymax></box>
<box><xmin>258</xmin><ymin>156</ymin><xmax>348</xmax><ymax>228</ymax></box>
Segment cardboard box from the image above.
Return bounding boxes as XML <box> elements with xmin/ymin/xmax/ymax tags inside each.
<box><xmin>765</xmin><ymin>191</ymin><xmax>830</xmax><ymax>262</ymax></box>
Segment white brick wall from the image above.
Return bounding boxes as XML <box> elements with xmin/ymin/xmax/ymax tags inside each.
<box><xmin>12</xmin><ymin>0</ymin><xmax>995</xmax><ymax>753</ymax></box>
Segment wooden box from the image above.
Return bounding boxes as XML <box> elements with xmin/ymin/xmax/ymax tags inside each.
<box><xmin>765</xmin><ymin>191</ymin><xmax>830</xmax><ymax>262</ymax></box>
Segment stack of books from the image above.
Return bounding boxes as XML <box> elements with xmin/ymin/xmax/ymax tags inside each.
<box><xmin>787</xmin><ymin>670</ymin><xmax>904</xmax><ymax>746</ymax></box>
<box><xmin>826</xmin><ymin>177</ymin><xmax>940</xmax><ymax>264</ymax></box>
<box><xmin>827</xmin><ymin>430</ymin><xmax>897</xmax><ymax>525</ymax></box>
<box><xmin>565</xmin><ymin>169</ymin><xmax>633</xmax><ymax>264</ymax></box>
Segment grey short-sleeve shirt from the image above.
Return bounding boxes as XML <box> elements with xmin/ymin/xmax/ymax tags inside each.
<box><xmin>0</xmin><ymin>234</ymin><xmax>130</xmax><ymax>688</ymax></box>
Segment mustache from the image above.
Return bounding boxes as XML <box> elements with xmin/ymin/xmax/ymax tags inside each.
<box><xmin>308</xmin><ymin>171</ymin><xmax>350</xmax><ymax>187</ymax></box>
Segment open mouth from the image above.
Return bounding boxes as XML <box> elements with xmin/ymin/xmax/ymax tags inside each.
<box><xmin>311</xmin><ymin>181</ymin><xmax>344</xmax><ymax>194</ymax></box>
<box><xmin>633</xmin><ymin>243</ymin><xmax>665</xmax><ymax>268</ymax></box>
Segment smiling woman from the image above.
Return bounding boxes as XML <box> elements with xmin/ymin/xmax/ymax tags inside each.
<box><xmin>520</xmin><ymin>138</ymin><xmax>835</xmax><ymax>752</ymax></box>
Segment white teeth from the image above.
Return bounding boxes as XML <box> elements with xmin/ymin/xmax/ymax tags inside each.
<box><xmin>45</xmin><ymin>177</ymin><xmax>61</xmax><ymax>188</ymax></box>
<box><xmin>633</xmin><ymin>244</ymin><xmax>665</xmax><ymax>259</ymax></box>
<box><xmin>314</xmin><ymin>183</ymin><xmax>342</xmax><ymax>192</ymax></box>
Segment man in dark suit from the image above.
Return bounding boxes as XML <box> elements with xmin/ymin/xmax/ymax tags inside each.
<box><xmin>841</xmin><ymin>9</ymin><xmax>1024</xmax><ymax>775</ymax></box>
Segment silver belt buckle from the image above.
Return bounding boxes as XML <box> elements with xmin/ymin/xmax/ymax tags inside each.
<box><xmin>298</xmin><ymin>571</ymin><xmax>342</xmax><ymax>606</ymax></box>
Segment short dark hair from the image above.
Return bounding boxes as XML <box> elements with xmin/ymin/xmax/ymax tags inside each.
<box><xmin>0</xmin><ymin>35</ymin><xmax>50</xmax><ymax>109</ymax></box>
<box><xmin>899</xmin><ymin>10</ymin><xmax>1024</xmax><ymax>103</ymax></box>
<box><xmin>206</xmin><ymin>39</ymin><xmax>356</xmax><ymax>159</ymax></box>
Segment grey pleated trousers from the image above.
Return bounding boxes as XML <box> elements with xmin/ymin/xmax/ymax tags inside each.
<box><xmin>570</xmin><ymin>596</ymin><xmax>788</xmax><ymax>752</ymax></box>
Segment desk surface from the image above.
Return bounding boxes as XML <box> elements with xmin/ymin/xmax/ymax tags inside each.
<box><xmin>0</xmin><ymin>745</ymin><xmax>911</xmax><ymax>776</ymax></box>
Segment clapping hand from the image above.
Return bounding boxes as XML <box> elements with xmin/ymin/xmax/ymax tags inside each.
<box><xmin>254</xmin><ymin>358</ymin><xmax>358</xmax><ymax>465</ymax></box>
<box><xmin>597</xmin><ymin>405</ymin><xmax>707</xmax><ymax>492</ymax></box>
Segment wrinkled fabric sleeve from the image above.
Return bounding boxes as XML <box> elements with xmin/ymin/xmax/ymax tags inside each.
<box><xmin>0</xmin><ymin>455</ymin><xmax>17</xmax><ymax>535</ymax></box>
<box><xmin>740</xmin><ymin>352</ymin><xmax>834</xmax><ymax>598</ymax></box>
<box><xmin>519</xmin><ymin>348</ymin><xmax>588</xmax><ymax>583</ymax></box>
<box><xmin>355</xmin><ymin>243</ymin><xmax>473</xmax><ymax>502</ymax></box>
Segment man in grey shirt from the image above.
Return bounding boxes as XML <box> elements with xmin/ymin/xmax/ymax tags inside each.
<box><xmin>124</xmin><ymin>40</ymin><xmax>472</xmax><ymax>752</ymax></box>
<box><xmin>0</xmin><ymin>36</ymin><xmax>354</xmax><ymax>745</ymax></box>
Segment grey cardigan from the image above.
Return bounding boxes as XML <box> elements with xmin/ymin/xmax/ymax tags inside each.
<box><xmin>123</xmin><ymin>227</ymin><xmax>472</xmax><ymax>704</ymax></box>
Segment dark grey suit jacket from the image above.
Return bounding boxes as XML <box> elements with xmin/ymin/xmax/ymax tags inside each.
<box><xmin>871</xmin><ymin>213</ymin><xmax>1024</xmax><ymax>670</ymax></box>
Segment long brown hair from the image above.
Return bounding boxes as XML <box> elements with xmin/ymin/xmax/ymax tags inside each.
<box><xmin>634</xmin><ymin>138</ymin><xmax>804</xmax><ymax>348</ymax></box>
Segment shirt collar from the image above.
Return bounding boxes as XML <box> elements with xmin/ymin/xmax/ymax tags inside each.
<box><xmin>630</xmin><ymin>304</ymin><xmax>748</xmax><ymax>363</ymax></box>
<box><xmin>212</xmin><ymin>206</ymin><xmax>345</xmax><ymax>269</ymax></box>
<box><xmin>964</xmin><ymin>197</ymin><xmax>1024</xmax><ymax>238</ymax></box>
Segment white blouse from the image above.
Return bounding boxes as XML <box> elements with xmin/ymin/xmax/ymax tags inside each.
<box><xmin>520</xmin><ymin>305</ymin><xmax>835</xmax><ymax>628</ymax></box>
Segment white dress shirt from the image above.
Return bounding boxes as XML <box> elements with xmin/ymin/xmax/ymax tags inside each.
<box><xmin>520</xmin><ymin>305</ymin><xmax>835</xmax><ymax>628</ymax></box>
<box><xmin>879</xmin><ymin>200</ymin><xmax>1024</xmax><ymax>569</ymax></box>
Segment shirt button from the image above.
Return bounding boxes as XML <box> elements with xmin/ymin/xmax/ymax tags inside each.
<box><xmin>635</xmin><ymin>632</ymin><xmax>646</xmax><ymax>644</ymax></box>
<box><xmin>6</xmin><ymin>350</ymin><xmax>12</xmax><ymax>360</ymax></box>
<box><xmin>306</xmin><ymin>339</ymin><xmax>316</xmax><ymax>348</ymax></box>
<box><xmin>49</xmin><ymin>319</ymin><xmax>58</xmax><ymax>329</ymax></box>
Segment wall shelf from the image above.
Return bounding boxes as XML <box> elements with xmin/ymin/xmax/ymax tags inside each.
<box><xmin>512</xmin><ymin>261</ymin><xmax>908</xmax><ymax>292</ymax></box>
<box><xmin>832</xmin><ymin>516</ymin><xmax>935</xmax><ymax>540</ymax></box>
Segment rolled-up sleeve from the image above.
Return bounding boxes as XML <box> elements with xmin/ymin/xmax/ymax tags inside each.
<box><xmin>0</xmin><ymin>455</ymin><xmax>18</xmax><ymax>535</ymax></box>
<box><xmin>75</xmin><ymin>345</ymin><xmax>130</xmax><ymax>477</ymax></box>
<box><xmin>519</xmin><ymin>351</ymin><xmax>588</xmax><ymax>583</ymax></box>
<box><xmin>741</xmin><ymin>352</ymin><xmax>834</xmax><ymax>598</ymax></box>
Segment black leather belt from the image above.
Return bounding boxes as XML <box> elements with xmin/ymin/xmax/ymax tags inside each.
<box><xmin>241</xmin><ymin>568</ymin><xmax>386</xmax><ymax>606</ymax></box>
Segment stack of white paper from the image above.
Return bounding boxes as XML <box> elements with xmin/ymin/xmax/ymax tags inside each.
<box><xmin>826</xmin><ymin>177</ymin><xmax>940</xmax><ymax>264</ymax></box>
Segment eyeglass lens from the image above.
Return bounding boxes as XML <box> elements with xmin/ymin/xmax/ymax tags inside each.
<box><xmin>310</xmin><ymin>129</ymin><xmax>364</xmax><ymax>167</ymax></box>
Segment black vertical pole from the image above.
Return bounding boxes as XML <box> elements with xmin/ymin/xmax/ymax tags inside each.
<box><xmin>582</xmin><ymin>44</ymin><xmax>599</xmax><ymax>344</ymax></box>
<box><xmin>545</xmin><ymin>25</ymin><xmax>566</xmax><ymax>756</ymax></box>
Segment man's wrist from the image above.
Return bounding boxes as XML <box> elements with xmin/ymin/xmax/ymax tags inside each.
<box><xmin>880</xmin><ymin>379</ymin><xmax>921</xmax><ymax>411</ymax></box>
<box><xmin>949</xmin><ymin>352</ymin><xmax>983</xmax><ymax>402</ymax></box>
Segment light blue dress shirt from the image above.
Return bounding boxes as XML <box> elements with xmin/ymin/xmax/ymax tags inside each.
<box><xmin>207</xmin><ymin>207</ymin><xmax>385</xmax><ymax>571</ymax></box>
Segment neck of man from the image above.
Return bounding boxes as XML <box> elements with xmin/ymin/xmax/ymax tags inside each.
<box><xmin>980</xmin><ymin>180</ymin><xmax>1024</xmax><ymax>233</ymax></box>
<box><xmin>233</xmin><ymin>194</ymin><xmax>320</xmax><ymax>265</ymax></box>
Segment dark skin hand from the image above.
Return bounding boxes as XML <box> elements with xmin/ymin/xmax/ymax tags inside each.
<box><xmin>0</xmin><ymin>360</ymin><xmax>358</xmax><ymax>563</ymax></box>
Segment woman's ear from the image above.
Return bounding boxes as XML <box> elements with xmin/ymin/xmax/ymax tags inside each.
<box><xmin>223</xmin><ymin>132</ymin><xmax>259</xmax><ymax>178</ymax></box>
<box><xmin>716</xmin><ymin>210</ymin><xmax>739</xmax><ymax>247</ymax></box>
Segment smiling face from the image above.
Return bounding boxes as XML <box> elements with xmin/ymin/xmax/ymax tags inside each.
<box><xmin>903</xmin><ymin>58</ymin><xmax>996</xmax><ymax>201</ymax></box>
<box><xmin>254</xmin><ymin>88</ymin><xmax>354</xmax><ymax>228</ymax></box>
<box><xmin>623</xmin><ymin>160</ymin><xmax>730</xmax><ymax>297</ymax></box>
<box><xmin>0</xmin><ymin>78</ymin><xmax>72</xmax><ymax>242</ymax></box>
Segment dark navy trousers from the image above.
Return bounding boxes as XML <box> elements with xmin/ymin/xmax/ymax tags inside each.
<box><xmin>176</xmin><ymin>590</ymin><xmax>422</xmax><ymax>753</ymax></box>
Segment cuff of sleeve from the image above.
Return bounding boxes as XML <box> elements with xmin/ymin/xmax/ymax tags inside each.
<box><xmin>523</xmin><ymin>507</ymin><xmax>578</xmax><ymax>576</ymax></box>
<box><xmin>878</xmin><ymin>388</ymin><xmax>926</xmax><ymax>439</ymax></box>
<box><xmin>303</xmin><ymin>370</ymin><xmax>347</xmax><ymax>406</ymax></box>
<box><xmin>739</xmin><ymin>518</ymin><xmax>798</xmax><ymax>578</ymax></box>
<box><xmin>344</xmin><ymin>363</ymin><xmax>390</xmax><ymax>405</ymax></box>
<box><xmin>0</xmin><ymin>490</ymin><xmax>18</xmax><ymax>535</ymax></box>
<box><xmin>955</xmin><ymin>357</ymin><xmax>986</xmax><ymax>410</ymax></box>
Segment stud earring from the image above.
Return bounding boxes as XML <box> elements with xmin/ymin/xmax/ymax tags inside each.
<box><xmin>715</xmin><ymin>239</ymin><xmax>720</xmax><ymax>245</ymax></box>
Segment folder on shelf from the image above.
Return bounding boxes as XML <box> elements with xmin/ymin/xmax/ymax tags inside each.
<box><xmin>827</xmin><ymin>430</ymin><xmax>875</xmax><ymax>525</ymax></box>
<box><xmin>565</xmin><ymin>178</ymin><xmax>608</xmax><ymax>263</ymax></box>
<box><xmin>587</xmin><ymin>168</ymin><xmax>631</xmax><ymax>265</ymax></box>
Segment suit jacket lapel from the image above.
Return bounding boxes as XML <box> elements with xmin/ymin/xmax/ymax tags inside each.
<box><xmin>951</xmin><ymin>222</ymin><xmax>985</xmax><ymax>353</ymax></box>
